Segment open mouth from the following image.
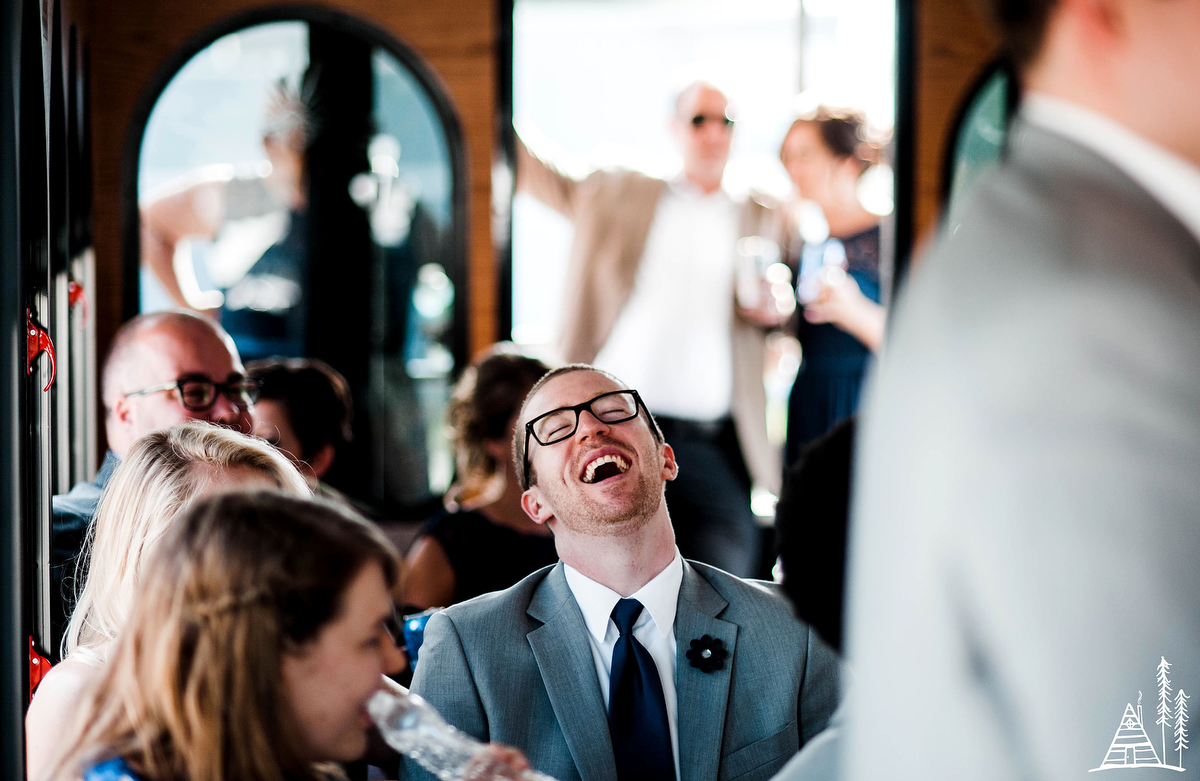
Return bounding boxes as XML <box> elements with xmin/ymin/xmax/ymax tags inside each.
<box><xmin>581</xmin><ymin>453</ymin><xmax>630</xmax><ymax>484</ymax></box>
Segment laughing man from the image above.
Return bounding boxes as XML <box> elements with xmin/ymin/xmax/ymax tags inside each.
<box><xmin>406</xmin><ymin>364</ymin><xmax>839</xmax><ymax>781</ymax></box>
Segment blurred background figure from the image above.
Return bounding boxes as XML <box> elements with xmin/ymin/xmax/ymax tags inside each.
<box><xmin>774</xmin><ymin>415</ymin><xmax>855</xmax><ymax>654</ymax></box>
<box><xmin>780</xmin><ymin>109</ymin><xmax>887</xmax><ymax>464</ymax></box>
<box><xmin>516</xmin><ymin>81</ymin><xmax>786</xmax><ymax>578</ymax></box>
<box><xmin>402</xmin><ymin>348</ymin><xmax>556</xmax><ymax>609</ymax></box>
<box><xmin>27</xmin><ymin>423</ymin><xmax>308</xmax><ymax>781</ymax></box>
<box><xmin>246</xmin><ymin>356</ymin><xmax>375</xmax><ymax>517</ymax></box>
<box><xmin>140</xmin><ymin>82</ymin><xmax>311</xmax><ymax>360</ymax></box>
<box><xmin>51</xmin><ymin>310</ymin><xmax>256</xmax><ymax>662</ymax></box>
<box><xmin>847</xmin><ymin>0</ymin><xmax>1200</xmax><ymax>777</ymax></box>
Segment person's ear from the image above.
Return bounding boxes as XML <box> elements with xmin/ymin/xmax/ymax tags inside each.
<box><xmin>307</xmin><ymin>443</ymin><xmax>336</xmax><ymax>481</ymax></box>
<box><xmin>111</xmin><ymin>396</ymin><xmax>132</xmax><ymax>426</ymax></box>
<box><xmin>521</xmin><ymin>487</ymin><xmax>556</xmax><ymax>526</ymax></box>
<box><xmin>660</xmin><ymin>442</ymin><xmax>679</xmax><ymax>482</ymax></box>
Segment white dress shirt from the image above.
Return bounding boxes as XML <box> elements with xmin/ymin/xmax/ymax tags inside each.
<box><xmin>593</xmin><ymin>179</ymin><xmax>738</xmax><ymax>421</ymax></box>
<box><xmin>562</xmin><ymin>553</ymin><xmax>684</xmax><ymax>781</ymax></box>
<box><xmin>1022</xmin><ymin>93</ymin><xmax>1200</xmax><ymax>244</ymax></box>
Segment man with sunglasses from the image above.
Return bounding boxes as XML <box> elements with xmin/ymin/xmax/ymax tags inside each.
<box><xmin>408</xmin><ymin>364</ymin><xmax>838</xmax><ymax>781</ymax></box>
<box><xmin>516</xmin><ymin>81</ymin><xmax>788</xmax><ymax>578</ymax></box>
<box><xmin>49</xmin><ymin>310</ymin><xmax>257</xmax><ymax>659</ymax></box>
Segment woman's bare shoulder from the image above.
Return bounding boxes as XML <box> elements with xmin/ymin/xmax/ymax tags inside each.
<box><xmin>28</xmin><ymin>656</ymin><xmax>100</xmax><ymax>731</ymax></box>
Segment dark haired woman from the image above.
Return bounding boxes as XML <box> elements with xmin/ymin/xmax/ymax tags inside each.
<box><xmin>402</xmin><ymin>348</ymin><xmax>557</xmax><ymax>609</ymax></box>
<box><xmin>780</xmin><ymin>108</ymin><xmax>888</xmax><ymax>464</ymax></box>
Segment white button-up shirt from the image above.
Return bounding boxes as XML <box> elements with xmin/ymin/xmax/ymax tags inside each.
<box><xmin>593</xmin><ymin>180</ymin><xmax>738</xmax><ymax>421</ymax></box>
<box><xmin>563</xmin><ymin>553</ymin><xmax>684</xmax><ymax>781</ymax></box>
<box><xmin>1022</xmin><ymin>93</ymin><xmax>1200</xmax><ymax>244</ymax></box>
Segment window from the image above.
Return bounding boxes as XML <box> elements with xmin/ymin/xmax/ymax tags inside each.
<box><xmin>136</xmin><ymin>16</ymin><xmax>465</xmax><ymax>515</ymax></box>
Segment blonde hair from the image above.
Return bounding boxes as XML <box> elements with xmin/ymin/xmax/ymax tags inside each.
<box><xmin>48</xmin><ymin>490</ymin><xmax>399</xmax><ymax>781</ymax></box>
<box><xmin>64</xmin><ymin>421</ymin><xmax>310</xmax><ymax>662</ymax></box>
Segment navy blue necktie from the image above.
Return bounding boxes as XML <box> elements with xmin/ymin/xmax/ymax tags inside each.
<box><xmin>608</xmin><ymin>598</ymin><xmax>676</xmax><ymax>781</ymax></box>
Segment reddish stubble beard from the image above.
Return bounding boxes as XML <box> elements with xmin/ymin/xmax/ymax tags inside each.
<box><xmin>536</xmin><ymin>434</ymin><xmax>665</xmax><ymax>537</ymax></box>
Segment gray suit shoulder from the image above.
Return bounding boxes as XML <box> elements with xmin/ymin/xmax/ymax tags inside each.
<box><xmin>433</xmin><ymin>563</ymin><xmax>557</xmax><ymax>631</ymax></box>
<box><xmin>685</xmin><ymin>559</ymin><xmax>798</xmax><ymax>619</ymax></box>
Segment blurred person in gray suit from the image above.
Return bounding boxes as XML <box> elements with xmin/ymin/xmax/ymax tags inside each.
<box><xmin>408</xmin><ymin>365</ymin><xmax>839</xmax><ymax>781</ymax></box>
<box><xmin>843</xmin><ymin>0</ymin><xmax>1200</xmax><ymax>779</ymax></box>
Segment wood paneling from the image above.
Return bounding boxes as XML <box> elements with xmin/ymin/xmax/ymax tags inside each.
<box><xmin>79</xmin><ymin>0</ymin><xmax>499</xmax><ymax>369</ymax></box>
<box><xmin>911</xmin><ymin>0</ymin><xmax>998</xmax><ymax>251</ymax></box>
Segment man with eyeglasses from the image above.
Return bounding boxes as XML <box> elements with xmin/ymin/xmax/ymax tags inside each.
<box><xmin>408</xmin><ymin>364</ymin><xmax>838</xmax><ymax>781</ymax></box>
<box><xmin>516</xmin><ymin>80</ymin><xmax>788</xmax><ymax>578</ymax></box>
<box><xmin>49</xmin><ymin>310</ymin><xmax>256</xmax><ymax>660</ymax></box>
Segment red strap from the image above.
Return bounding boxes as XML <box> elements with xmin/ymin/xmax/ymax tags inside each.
<box><xmin>29</xmin><ymin>637</ymin><xmax>51</xmax><ymax>701</ymax></box>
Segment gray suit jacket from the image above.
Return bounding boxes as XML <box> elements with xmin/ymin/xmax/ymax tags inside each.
<box><xmin>408</xmin><ymin>560</ymin><xmax>839</xmax><ymax>781</ymax></box>
<box><xmin>845</xmin><ymin>121</ymin><xmax>1200</xmax><ymax>779</ymax></box>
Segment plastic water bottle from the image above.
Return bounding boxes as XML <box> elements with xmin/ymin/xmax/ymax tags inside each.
<box><xmin>367</xmin><ymin>689</ymin><xmax>560</xmax><ymax>781</ymax></box>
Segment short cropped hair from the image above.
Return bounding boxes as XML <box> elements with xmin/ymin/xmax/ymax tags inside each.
<box><xmin>247</xmin><ymin>358</ymin><xmax>353</xmax><ymax>461</ymax></box>
<box><xmin>974</xmin><ymin>0</ymin><xmax>1057</xmax><ymax>68</ymax></box>
<box><xmin>512</xmin><ymin>364</ymin><xmax>663</xmax><ymax>491</ymax></box>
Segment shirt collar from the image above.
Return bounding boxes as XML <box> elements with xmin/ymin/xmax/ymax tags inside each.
<box><xmin>563</xmin><ymin>552</ymin><xmax>684</xmax><ymax>644</ymax></box>
<box><xmin>668</xmin><ymin>174</ymin><xmax>734</xmax><ymax>203</ymax></box>
<box><xmin>1020</xmin><ymin>93</ymin><xmax>1200</xmax><ymax>244</ymax></box>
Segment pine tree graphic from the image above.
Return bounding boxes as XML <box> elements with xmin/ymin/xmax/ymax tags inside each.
<box><xmin>1158</xmin><ymin>657</ymin><xmax>1173</xmax><ymax>761</ymax></box>
<box><xmin>1175</xmin><ymin>690</ymin><xmax>1190</xmax><ymax>769</ymax></box>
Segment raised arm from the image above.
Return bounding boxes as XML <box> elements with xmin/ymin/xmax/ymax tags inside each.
<box><xmin>139</xmin><ymin>179</ymin><xmax>227</xmax><ymax>310</ymax></box>
<box><xmin>515</xmin><ymin>134</ymin><xmax>582</xmax><ymax>221</ymax></box>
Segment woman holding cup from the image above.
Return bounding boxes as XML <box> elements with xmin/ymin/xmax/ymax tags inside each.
<box><xmin>780</xmin><ymin>107</ymin><xmax>887</xmax><ymax>464</ymax></box>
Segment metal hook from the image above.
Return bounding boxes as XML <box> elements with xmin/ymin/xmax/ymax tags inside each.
<box><xmin>26</xmin><ymin>309</ymin><xmax>55</xmax><ymax>392</ymax></box>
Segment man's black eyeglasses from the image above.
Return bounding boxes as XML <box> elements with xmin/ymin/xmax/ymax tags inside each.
<box><xmin>523</xmin><ymin>389</ymin><xmax>648</xmax><ymax>488</ymax></box>
<box><xmin>691</xmin><ymin>113</ymin><xmax>734</xmax><ymax>129</ymax></box>
<box><xmin>124</xmin><ymin>375</ymin><xmax>261</xmax><ymax>412</ymax></box>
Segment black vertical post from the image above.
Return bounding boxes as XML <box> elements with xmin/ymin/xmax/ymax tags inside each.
<box><xmin>0</xmin><ymin>0</ymin><xmax>27</xmax><ymax>773</ymax></box>
<box><xmin>891</xmin><ymin>0</ymin><xmax>916</xmax><ymax>299</ymax></box>
<box><xmin>495</xmin><ymin>0</ymin><xmax>515</xmax><ymax>342</ymax></box>
<box><xmin>304</xmin><ymin>26</ymin><xmax>374</xmax><ymax>501</ymax></box>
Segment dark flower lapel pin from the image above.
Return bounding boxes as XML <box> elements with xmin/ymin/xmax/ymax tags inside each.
<box><xmin>686</xmin><ymin>634</ymin><xmax>728</xmax><ymax>673</ymax></box>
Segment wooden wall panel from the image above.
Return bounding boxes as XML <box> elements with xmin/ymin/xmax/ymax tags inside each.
<box><xmin>912</xmin><ymin>0</ymin><xmax>998</xmax><ymax>250</ymax></box>
<box><xmin>79</xmin><ymin>0</ymin><xmax>498</xmax><ymax>371</ymax></box>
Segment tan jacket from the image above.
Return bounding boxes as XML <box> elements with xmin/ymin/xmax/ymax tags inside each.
<box><xmin>516</xmin><ymin>138</ymin><xmax>783</xmax><ymax>493</ymax></box>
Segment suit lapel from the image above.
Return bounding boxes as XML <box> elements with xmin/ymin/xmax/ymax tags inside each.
<box><xmin>527</xmin><ymin>564</ymin><xmax>618</xmax><ymax>781</ymax></box>
<box><xmin>674</xmin><ymin>562</ymin><xmax>737</xmax><ymax>781</ymax></box>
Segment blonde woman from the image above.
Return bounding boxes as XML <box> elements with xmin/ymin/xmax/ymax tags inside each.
<box><xmin>27</xmin><ymin>422</ymin><xmax>309</xmax><ymax>781</ymax></box>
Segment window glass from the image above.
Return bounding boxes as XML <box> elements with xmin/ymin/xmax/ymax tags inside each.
<box><xmin>137</xmin><ymin>20</ymin><xmax>460</xmax><ymax>513</ymax></box>
<box><xmin>946</xmin><ymin>67</ymin><xmax>1013</xmax><ymax>230</ymax></box>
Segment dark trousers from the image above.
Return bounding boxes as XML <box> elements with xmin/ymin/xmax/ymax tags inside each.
<box><xmin>657</xmin><ymin>416</ymin><xmax>760</xmax><ymax>578</ymax></box>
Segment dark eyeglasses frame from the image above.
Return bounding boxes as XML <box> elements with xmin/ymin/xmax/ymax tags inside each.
<box><xmin>522</xmin><ymin>389</ymin><xmax>648</xmax><ymax>489</ymax></box>
<box><xmin>690</xmin><ymin>113</ymin><xmax>734</xmax><ymax>129</ymax></box>
<box><xmin>123</xmin><ymin>374</ymin><xmax>262</xmax><ymax>412</ymax></box>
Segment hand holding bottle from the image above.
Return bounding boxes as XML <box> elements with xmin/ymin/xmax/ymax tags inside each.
<box><xmin>368</xmin><ymin>689</ymin><xmax>559</xmax><ymax>781</ymax></box>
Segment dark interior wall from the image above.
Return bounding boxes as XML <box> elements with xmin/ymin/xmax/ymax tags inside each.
<box><xmin>909</xmin><ymin>0</ymin><xmax>998</xmax><ymax>259</ymax></box>
<box><xmin>78</xmin><ymin>0</ymin><xmax>498</xmax><ymax>401</ymax></box>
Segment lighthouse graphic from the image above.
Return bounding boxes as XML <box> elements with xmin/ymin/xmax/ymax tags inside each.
<box><xmin>1091</xmin><ymin>658</ymin><xmax>1189</xmax><ymax>772</ymax></box>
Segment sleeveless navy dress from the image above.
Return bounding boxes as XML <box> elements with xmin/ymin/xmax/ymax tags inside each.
<box><xmin>786</xmin><ymin>225</ymin><xmax>881</xmax><ymax>466</ymax></box>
